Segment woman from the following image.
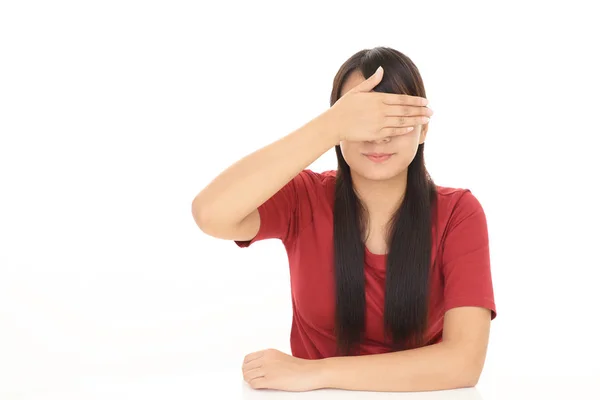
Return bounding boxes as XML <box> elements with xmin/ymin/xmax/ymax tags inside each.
<box><xmin>192</xmin><ymin>46</ymin><xmax>497</xmax><ymax>392</ymax></box>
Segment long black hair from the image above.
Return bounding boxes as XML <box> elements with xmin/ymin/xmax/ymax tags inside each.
<box><xmin>330</xmin><ymin>47</ymin><xmax>439</xmax><ymax>356</ymax></box>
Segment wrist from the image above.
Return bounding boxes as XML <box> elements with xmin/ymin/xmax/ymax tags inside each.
<box><xmin>312</xmin><ymin>111</ymin><xmax>341</xmax><ymax>147</ymax></box>
<box><xmin>310</xmin><ymin>357</ymin><xmax>332</xmax><ymax>389</ymax></box>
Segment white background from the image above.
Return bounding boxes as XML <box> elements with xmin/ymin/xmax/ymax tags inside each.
<box><xmin>1</xmin><ymin>1</ymin><xmax>599</xmax><ymax>398</ymax></box>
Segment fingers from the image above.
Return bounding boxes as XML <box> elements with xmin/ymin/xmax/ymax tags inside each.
<box><xmin>243</xmin><ymin>350</ymin><xmax>265</xmax><ymax>365</ymax></box>
<box><xmin>242</xmin><ymin>358</ymin><xmax>266</xmax><ymax>387</ymax></box>
<box><xmin>248</xmin><ymin>376</ymin><xmax>267</xmax><ymax>389</ymax></box>
<box><xmin>377</xmin><ymin>126</ymin><xmax>416</xmax><ymax>137</ymax></box>
<box><xmin>381</xmin><ymin>115</ymin><xmax>430</xmax><ymax>129</ymax></box>
<box><xmin>379</xmin><ymin>92</ymin><xmax>428</xmax><ymax>106</ymax></box>
<box><xmin>244</xmin><ymin>366</ymin><xmax>266</xmax><ymax>382</ymax></box>
<box><xmin>353</xmin><ymin>66</ymin><xmax>384</xmax><ymax>93</ymax></box>
<box><xmin>383</xmin><ymin>104</ymin><xmax>434</xmax><ymax>118</ymax></box>
<box><xmin>242</xmin><ymin>359</ymin><xmax>262</xmax><ymax>372</ymax></box>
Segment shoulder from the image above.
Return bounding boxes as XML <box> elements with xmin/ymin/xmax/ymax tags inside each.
<box><xmin>433</xmin><ymin>184</ymin><xmax>486</xmax><ymax>228</ymax></box>
<box><xmin>294</xmin><ymin>168</ymin><xmax>336</xmax><ymax>192</ymax></box>
<box><xmin>435</xmin><ymin>184</ymin><xmax>484</xmax><ymax>209</ymax></box>
<box><xmin>298</xmin><ymin>168</ymin><xmax>336</xmax><ymax>183</ymax></box>
<box><xmin>288</xmin><ymin>169</ymin><xmax>337</xmax><ymax>215</ymax></box>
<box><xmin>284</xmin><ymin>169</ymin><xmax>337</xmax><ymax>211</ymax></box>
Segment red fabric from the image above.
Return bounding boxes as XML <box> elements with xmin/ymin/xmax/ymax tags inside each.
<box><xmin>235</xmin><ymin>169</ymin><xmax>497</xmax><ymax>359</ymax></box>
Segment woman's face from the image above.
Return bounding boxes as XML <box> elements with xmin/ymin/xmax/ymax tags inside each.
<box><xmin>338</xmin><ymin>70</ymin><xmax>428</xmax><ymax>182</ymax></box>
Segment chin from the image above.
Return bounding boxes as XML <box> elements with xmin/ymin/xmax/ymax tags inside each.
<box><xmin>352</xmin><ymin>165</ymin><xmax>403</xmax><ymax>182</ymax></box>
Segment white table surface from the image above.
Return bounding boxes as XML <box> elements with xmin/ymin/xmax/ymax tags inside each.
<box><xmin>3</xmin><ymin>366</ymin><xmax>598</xmax><ymax>399</ymax></box>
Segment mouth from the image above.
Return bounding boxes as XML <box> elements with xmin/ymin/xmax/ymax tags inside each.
<box><xmin>363</xmin><ymin>153</ymin><xmax>394</xmax><ymax>163</ymax></box>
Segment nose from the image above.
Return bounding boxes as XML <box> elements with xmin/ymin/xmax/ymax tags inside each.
<box><xmin>368</xmin><ymin>136</ymin><xmax>391</xmax><ymax>144</ymax></box>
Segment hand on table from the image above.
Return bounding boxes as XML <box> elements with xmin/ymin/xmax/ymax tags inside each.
<box><xmin>242</xmin><ymin>348</ymin><xmax>325</xmax><ymax>392</ymax></box>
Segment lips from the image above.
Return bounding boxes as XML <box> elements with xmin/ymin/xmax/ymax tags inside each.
<box><xmin>364</xmin><ymin>153</ymin><xmax>394</xmax><ymax>163</ymax></box>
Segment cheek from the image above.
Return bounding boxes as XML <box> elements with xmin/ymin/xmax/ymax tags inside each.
<box><xmin>395</xmin><ymin>128</ymin><xmax>421</xmax><ymax>145</ymax></box>
<box><xmin>339</xmin><ymin>141</ymin><xmax>360</xmax><ymax>160</ymax></box>
<box><xmin>340</xmin><ymin>144</ymin><xmax>376</xmax><ymax>169</ymax></box>
<box><xmin>398</xmin><ymin>135</ymin><xmax>421</xmax><ymax>154</ymax></box>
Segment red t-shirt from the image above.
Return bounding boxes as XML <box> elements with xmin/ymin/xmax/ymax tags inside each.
<box><xmin>235</xmin><ymin>169</ymin><xmax>497</xmax><ymax>359</ymax></box>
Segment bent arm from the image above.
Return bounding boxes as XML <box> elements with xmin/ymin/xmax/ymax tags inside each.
<box><xmin>191</xmin><ymin>113</ymin><xmax>337</xmax><ymax>239</ymax></box>
<box><xmin>315</xmin><ymin>307</ymin><xmax>491</xmax><ymax>392</ymax></box>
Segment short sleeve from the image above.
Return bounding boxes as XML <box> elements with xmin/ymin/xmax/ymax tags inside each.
<box><xmin>441</xmin><ymin>190</ymin><xmax>497</xmax><ymax>320</ymax></box>
<box><xmin>234</xmin><ymin>169</ymin><xmax>325</xmax><ymax>248</ymax></box>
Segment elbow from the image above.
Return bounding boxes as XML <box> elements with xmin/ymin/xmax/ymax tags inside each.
<box><xmin>463</xmin><ymin>373</ymin><xmax>480</xmax><ymax>388</ymax></box>
<box><xmin>447</xmin><ymin>371</ymin><xmax>479</xmax><ymax>390</ymax></box>
<box><xmin>446</xmin><ymin>354</ymin><xmax>484</xmax><ymax>389</ymax></box>
<box><xmin>468</xmin><ymin>364</ymin><xmax>483</xmax><ymax>387</ymax></box>
<box><xmin>192</xmin><ymin>197</ymin><xmax>249</xmax><ymax>239</ymax></box>
<box><xmin>191</xmin><ymin>198</ymin><xmax>213</xmax><ymax>232</ymax></box>
<box><xmin>456</xmin><ymin>364</ymin><xmax>483</xmax><ymax>389</ymax></box>
<box><xmin>447</xmin><ymin>343</ymin><xmax>486</xmax><ymax>389</ymax></box>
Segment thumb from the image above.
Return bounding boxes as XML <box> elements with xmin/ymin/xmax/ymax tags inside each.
<box><xmin>352</xmin><ymin>66</ymin><xmax>384</xmax><ymax>93</ymax></box>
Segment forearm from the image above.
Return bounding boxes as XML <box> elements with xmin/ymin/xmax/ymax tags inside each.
<box><xmin>192</xmin><ymin>113</ymin><xmax>337</xmax><ymax>227</ymax></box>
<box><xmin>316</xmin><ymin>342</ymin><xmax>478</xmax><ymax>392</ymax></box>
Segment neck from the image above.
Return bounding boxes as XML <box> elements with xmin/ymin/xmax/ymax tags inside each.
<box><xmin>351</xmin><ymin>169</ymin><xmax>408</xmax><ymax>223</ymax></box>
